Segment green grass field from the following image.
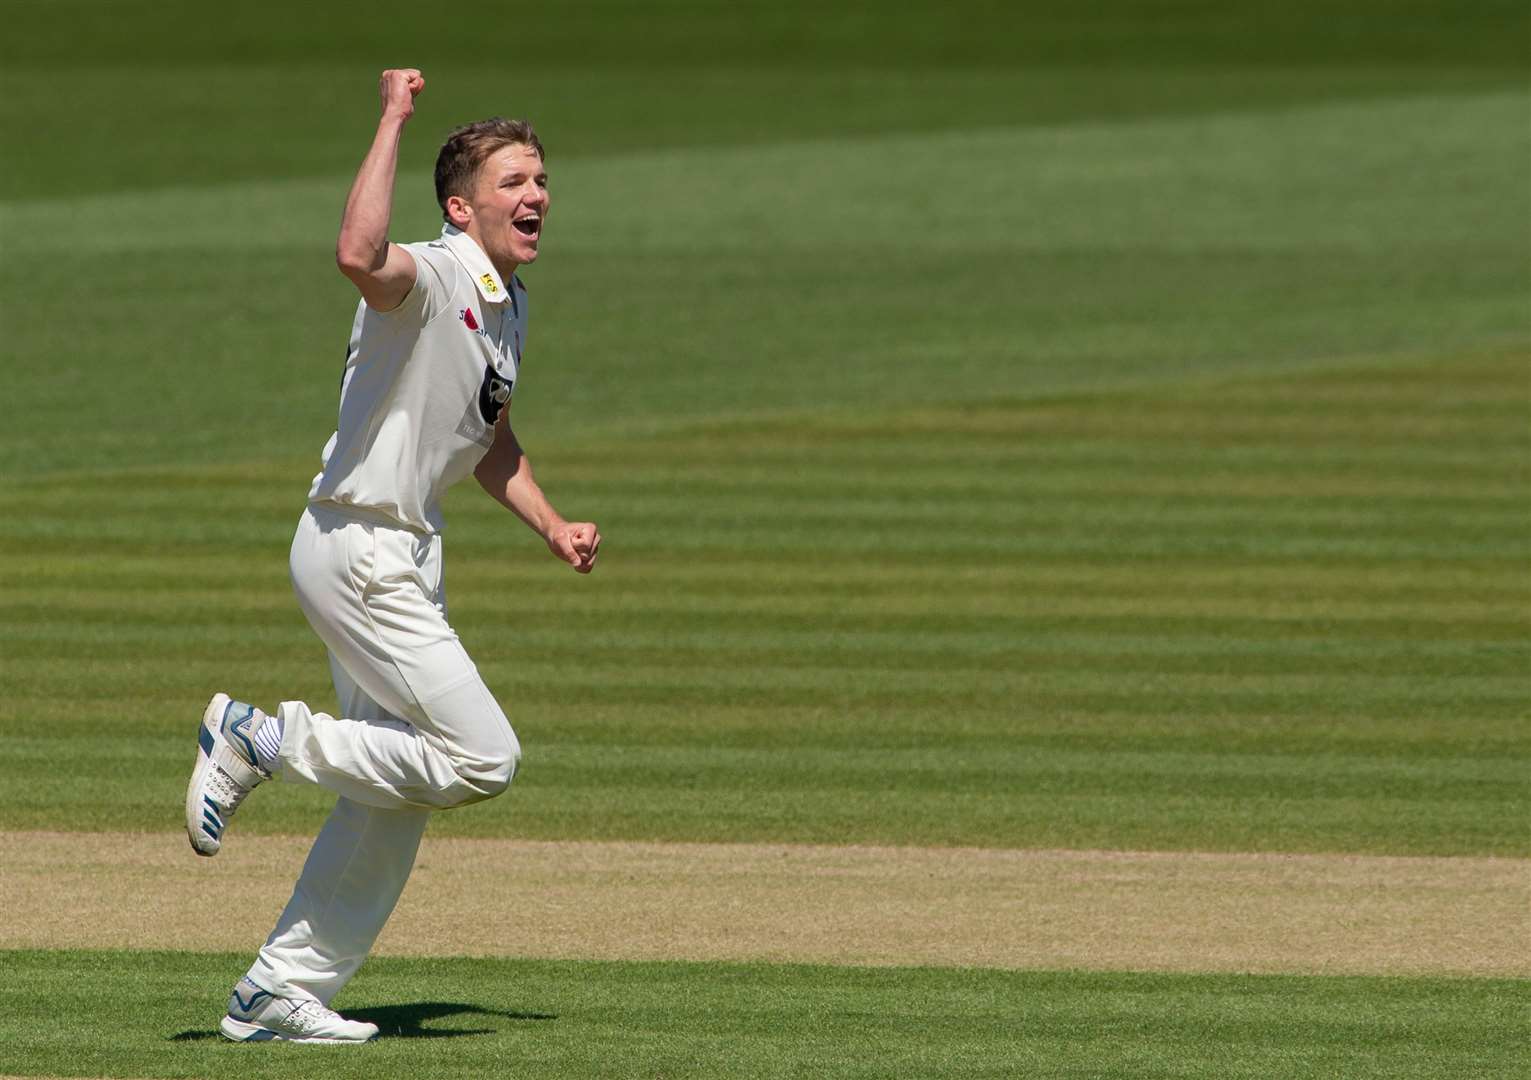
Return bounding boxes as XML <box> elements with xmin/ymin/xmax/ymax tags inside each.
<box><xmin>5</xmin><ymin>351</ymin><xmax>1528</xmax><ymax>857</ymax></box>
<box><xmin>2</xmin><ymin>952</ymin><xmax>1526</xmax><ymax>1080</ymax></box>
<box><xmin>1</xmin><ymin>1</ymin><xmax>1527</xmax><ymax>1076</ymax></box>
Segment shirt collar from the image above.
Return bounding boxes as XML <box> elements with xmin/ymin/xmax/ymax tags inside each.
<box><xmin>440</xmin><ymin>223</ymin><xmax>510</xmax><ymax>304</ymax></box>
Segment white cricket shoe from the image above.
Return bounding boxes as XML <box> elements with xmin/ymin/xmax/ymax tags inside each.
<box><xmin>220</xmin><ymin>977</ymin><xmax>379</xmax><ymax>1043</ymax></box>
<box><xmin>185</xmin><ymin>692</ymin><xmax>271</xmax><ymax>856</ymax></box>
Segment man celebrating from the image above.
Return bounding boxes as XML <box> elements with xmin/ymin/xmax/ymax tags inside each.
<box><xmin>183</xmin><ymin>69</ymin><xmax>599</xmax><ymax>1043</ymax></box>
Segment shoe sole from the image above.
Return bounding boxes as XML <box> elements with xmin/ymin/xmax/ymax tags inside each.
<box><xmin>220</xmin><ymin>1014</ymin><xmax>378</xmax><ymax>1044</ymax></box>
<box><xmin>185</xmin><ymin>693</ymin><xmax>232</xmax><ymax>857</ymax></box>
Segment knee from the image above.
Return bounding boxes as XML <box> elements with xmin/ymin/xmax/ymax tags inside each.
<box><xmin>470</xmin><ymin>744</ymin><xmax>519</xmax><ymax>802</ymax></box>
<box><xmin>448</xmin><ymin>729</ymin><xmax>520</xmax><ymax>806</ymax></box>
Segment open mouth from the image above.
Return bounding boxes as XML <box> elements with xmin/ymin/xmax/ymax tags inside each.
<box><xmin>513</xmin><ymin>216</ymin><xmax>540</xmax><ymax>238</ymax></box>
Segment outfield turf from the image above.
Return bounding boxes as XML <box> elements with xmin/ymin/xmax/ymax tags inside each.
<box><xmin>0</xmin><ymin>0</ymin><xmax>1527</xmax><ymax>1076</ymax></box>
<box><xmin>3</xmin><ymin>351</ymin><xmax>1525</xmax><ymax>854</ymax></box>
<box><xmin>1</xmin><ymin>950</ymin><xmax>1526</xmax><ymax>1080</ymax></box>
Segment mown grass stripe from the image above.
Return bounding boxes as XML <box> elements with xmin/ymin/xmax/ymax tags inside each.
<box><xmin>2</xmin><ymin>347</ymin><xmax>1524</xmax><ymax>856</ymax></box>
<box><xmin>1</xmin><ymin>949</ymin><xmax>1526</xmax><ymax>1079</ymax></box>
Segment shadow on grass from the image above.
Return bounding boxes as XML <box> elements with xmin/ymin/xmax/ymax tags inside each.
<box><xmin>352</xmin><ymin>1000</ymin><xmax>558</xmax><ymax>1038</ymax></box>
<box><xmin>170</xmin><ymin>1000</ymin><xmax>556</xmax><ymax>1042</ymax></box>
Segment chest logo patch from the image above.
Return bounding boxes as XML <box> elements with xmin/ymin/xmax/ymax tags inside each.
<box><xmin>477</xmin><ymin>362</ymin><xmax>515</xmax><ymax>425</ymax></box>
<box><xmin>461</xmin><ymin>308</ymin><xmax>479</xmax><ymax>331</ymax></box>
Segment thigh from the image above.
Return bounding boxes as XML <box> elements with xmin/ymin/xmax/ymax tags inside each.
<box><xmin>293</xmin><ymin>507</ymin><xmax>511</xmax><ymax>762</ymax></box>
<box><xmin>363</xmin><ymin>531</ymin><xmax>513</xmax><ymax>768</ymax></box>
<box><xmin>291</xmin><ymin>508</ymin><xmax>417</xmax><ymax>722</ymax></box>
<box><xmin>328</xmin><ymin>649</ymin><xmax>396</xmax><ymax>725</ymax></box>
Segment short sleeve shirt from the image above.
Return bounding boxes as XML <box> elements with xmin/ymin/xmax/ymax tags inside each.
<box><xmin>308</xmin><ymin>224</ymin><xmax>528</xmax><ymax>533</ymax></box>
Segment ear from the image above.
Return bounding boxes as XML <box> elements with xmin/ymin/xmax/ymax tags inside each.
<box><xmin>446</xmin><ymin>194</ymin><xmax>473</xmax><ymax>229</ymax></box>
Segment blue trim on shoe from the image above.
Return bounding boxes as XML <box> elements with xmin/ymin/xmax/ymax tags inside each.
<box><xmin>201</xmin><ymin>796</ymin><xmax>223</xmax><ymax>837</ymax></box>
<box><xmin>222</xmin><ymin>701</ymin><xmax>261</xmax><ymax>768</ymax></box>
<box><xmin>231</xmin><ymin>986</ymin><xmax>274</xmax><ymax>1014</ymax></box>
<box><xmin>198</xmin><ymin>724</ymin><xmax>214</xmax><ymax>755</ymax></box>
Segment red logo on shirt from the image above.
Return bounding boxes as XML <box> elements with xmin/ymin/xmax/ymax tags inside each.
<box><xmin>461</xmin><ymin>308</ymin><xmax>479</xmax><ymax>331</ymax></box>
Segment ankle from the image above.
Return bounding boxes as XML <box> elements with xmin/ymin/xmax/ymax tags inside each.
<box><xmin>252</xmin><ymin>711</ymin><xmax>285</xmax><ymax>774</ymax></box>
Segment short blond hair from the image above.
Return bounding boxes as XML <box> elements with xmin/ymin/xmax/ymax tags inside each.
<box><xmin>434</xmin><ymin>118</ymin><xmax>545</xmax><ymax>221</ymax></box>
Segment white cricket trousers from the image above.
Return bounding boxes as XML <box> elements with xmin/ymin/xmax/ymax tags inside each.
<box><xmin>245</xmin><ymin>504</ymin><xmax>520</xmax><ymax>1004</ymax></box>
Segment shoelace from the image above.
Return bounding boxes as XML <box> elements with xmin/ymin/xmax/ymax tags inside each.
<box><xmin>282</xmin><ymin>1000</ymin><xmax>344</xmax><ymax>1035</ymax></box>
<box><xmin>205</xmin><ymin>764</ymin><xmax>252</xmax><ymax>815</ymax></box>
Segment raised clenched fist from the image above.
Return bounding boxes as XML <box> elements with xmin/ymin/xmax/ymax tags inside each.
<box><xmin>378</xmin><ymin>69</ymin><xmax>425</xmax><ymax>121</ymax></box>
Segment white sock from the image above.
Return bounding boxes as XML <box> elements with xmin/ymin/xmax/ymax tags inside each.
<box><xmin>252</xmin><ymin>711</ymin><xmax>285</xmax><ymax>774</ymax></box>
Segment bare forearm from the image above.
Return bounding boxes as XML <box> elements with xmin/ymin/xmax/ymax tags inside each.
<box><xmin>336</xmin><ymin>115</ymin><xmax>407</xmax><ymax>271</ymax></box>
<box><xmin>475</xmin><ymin>432</ymin><xmax>565</xmax><ymax>539</ymax></box>
<box><xmin>476</xmin><ymin>425</ymin><xmax>602</xmax><ymax>573</ymax></box>
<box><xmin>501</xmin><ymin>461</ymin><xmax>566</xmax><ymax>539</ymax></box>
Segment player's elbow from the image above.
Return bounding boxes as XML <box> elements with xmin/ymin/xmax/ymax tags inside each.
<box><xmin>335</xmin><ymin>251</ymin><xmax>365</xmax><ymax>279</ymax></box>
<box><xmin>335</xmin><ymin>238</ymin><xmax>380</xmax><ymax>278</ymax></box>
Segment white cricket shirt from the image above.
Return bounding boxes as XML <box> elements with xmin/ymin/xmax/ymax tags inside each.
<box><xmin>308</xmin><ymin>224</ymin><xmax>528</xmax><ymax>533</ymax></box>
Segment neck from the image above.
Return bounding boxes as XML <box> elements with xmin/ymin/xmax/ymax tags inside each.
<box><xmin>491</xmin><ymin>256</ymin><xmax>519</xmax><ymax>283</ymax></box>
<box><xmin>457</xmin><ymin>222</ymin><xmax>517</xmax><ymax>283</ymax></box>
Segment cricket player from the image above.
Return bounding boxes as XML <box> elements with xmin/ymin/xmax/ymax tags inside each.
<box><xmin>183</xmin><ymin>68</ymin><xmax>599</xmax><ymax>1043</ymax></box>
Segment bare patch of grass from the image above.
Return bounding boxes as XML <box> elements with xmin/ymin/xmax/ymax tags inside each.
<box><xmin>4</xmin><ymin>831</ymin><xmax>1523</xmax><ymax>976</ymax></box>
